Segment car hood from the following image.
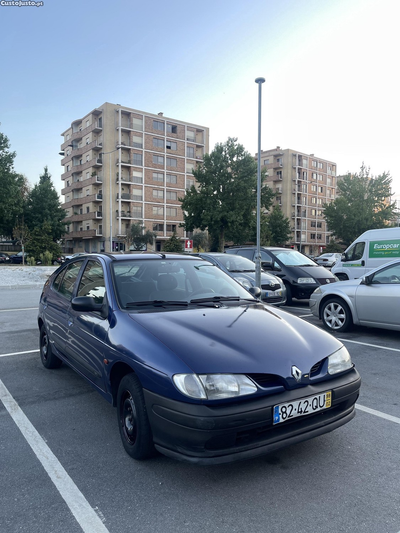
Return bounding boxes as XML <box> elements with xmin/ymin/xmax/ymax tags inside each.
<box><xmin>285</xmin><ymin>264</ymin><xmax>336</xmax><ymax>280</ymax></box>
<box><xmin>128</xmin><ymin>304</ymin><xmax>342</xmax><ymax>376</ymax></box>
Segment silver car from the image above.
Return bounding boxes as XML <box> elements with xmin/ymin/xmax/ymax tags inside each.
<box><xmin>314</xmin><ymin>253</ymin><xmax>342</xmax><ymax>268</ymax></box>
<box><xmin>309</xmin><ymin>259</ymin><xmax>400</xmax><ymax>332</ymax></box>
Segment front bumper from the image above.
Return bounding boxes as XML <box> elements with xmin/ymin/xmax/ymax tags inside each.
<box><xmin>144</xmin><ymin>369</ymin><xmax>361</xmax><ymax>464</ymax></box>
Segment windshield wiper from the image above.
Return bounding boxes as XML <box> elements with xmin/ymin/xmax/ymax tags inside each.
<box><xmin>125</xmin><ymin>300</ymin><xmax>189</xmax><ymax>308</ymax></box>
<box><xmin>190</xmin><ymin>296</ymin><xmax>256</xmax><ymax>304</ymax></box>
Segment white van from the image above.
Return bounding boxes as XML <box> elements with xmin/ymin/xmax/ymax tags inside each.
<box><xmin>332</xmin><ymin>227</ymin><xmax>400</xmax><ymax>280</ymax></box>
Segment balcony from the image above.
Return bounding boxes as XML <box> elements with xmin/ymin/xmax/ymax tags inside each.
<box><xmin>117</xmin><ymin>210</ymin><xmax>132</xmax><ymax>218</ymax></box>
<box><xmin>116</xmin><ymin>193</ymin><xmax>143</xmax><ymax>202</ymax></box>
<box><xmin>63</xmin><ymin>229</ymin><xmax>101</xmax><ymax>239</ymax></box>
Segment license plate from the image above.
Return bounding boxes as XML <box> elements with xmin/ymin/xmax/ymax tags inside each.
<box><xmin>273</xmin><ymin>391</ymin><xmax>332</xmax><ymax>425</ymax></box>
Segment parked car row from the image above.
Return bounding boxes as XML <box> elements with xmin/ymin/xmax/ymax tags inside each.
<box><xmin>0</xmin><ymin>251</ymin><xmax>66</xmax><ymax>265</ymax></box>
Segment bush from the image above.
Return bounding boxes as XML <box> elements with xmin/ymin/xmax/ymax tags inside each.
<box><xmin>27</xmin><ymin>256</ymin><xmax>36</xmax><ymax>266</ymax></box>
<box><xmin>39</xmin><ymin>251</ymin><xmax>53</xmax><ymax>266</ymax></box>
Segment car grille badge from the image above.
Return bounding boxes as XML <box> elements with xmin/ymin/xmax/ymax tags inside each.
<box><xmin>291</xmin><ymin>365</ymin><xmax>302</xmax><ymax>382</ymax></box>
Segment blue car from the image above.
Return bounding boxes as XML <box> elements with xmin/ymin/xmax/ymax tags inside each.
<box><xmin>38</xmin><ymin>253</ymin><xmax>361</xmax><ymax>464</ymax></box>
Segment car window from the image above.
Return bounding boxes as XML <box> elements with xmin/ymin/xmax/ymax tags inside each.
<box><xmin>236</xmin><ymin>249</ymin><xmax>254</xmax><ymax>261</ymax></box>
<box><xmin>78</xmin><ymin>260</ymin><xmax>106</xmax><ymax>303</ymax></box>
<box><xmin>371</xmin><ymin>263</ymin><xmax>400</xmax><ymax>284</ymax></box>
<box><xmin>215</xmin><ymin>255</ymin><xmax>255</xmax><ymax>271</ymax></box>
<box><xmin>55</xmin><ymin>261</ymin><xmax>83</xmax><ymax>300</ymax></box>
<box><xmin>347</xmin><ymin>242</ymin><xmax>365</xmax><ymax>261</ymax></box>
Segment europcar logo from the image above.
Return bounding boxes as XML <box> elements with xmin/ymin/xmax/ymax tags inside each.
<box><xmin>369</xmin><ymin>240</ymin><xmax>400</xmax><ymax>258</ymax></box>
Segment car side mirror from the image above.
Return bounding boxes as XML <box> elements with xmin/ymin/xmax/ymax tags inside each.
<box><xmin>261</xmin><ymin>260</ymin><xmax>274</xmax><ymax>270</ymax></box>
<box><xmin>362</xmin><ymin>274</ymin><xmax>373</xmax><ymax>286</ymax></box>
<box><xmin>248</xmin><ymin>286</ymin><xmax>262</xmax><ymax>299</ymax></box>
<box><xmin>72</xmin><ymin>295</ymin><xmax>108</xmax><ymax>318</ymax></box>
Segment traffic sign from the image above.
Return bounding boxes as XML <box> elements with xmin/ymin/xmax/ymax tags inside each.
<box><xmin>185</xmin><ymin>239</ymin><xmax>193</xmax><ymax>252</ymax></box>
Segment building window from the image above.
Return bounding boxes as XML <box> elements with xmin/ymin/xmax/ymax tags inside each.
<box><xmin>167</xmin><ymin>124</ymin><xmax>178</xmax><ymax>134</ymax></box>
<box><xmin>166</xmin><ymin>207</ymin><xmax>177</xmax><ymax>217</ymax></box>
<box><xmin>166</xmin><ymin>141</ymin><xmax>177</xmax><ymax>150</ymax></box>
<box><xmin>153</xmin><ymin>206</ymin><xmax>164</xmax><ymax>216</ymax></box>
<box><xmin>166</xmin><ymin>174</ymin><xmax>177</xmax><ymax>184</ymax></box>
<box><xmin>319</xmin><ymin>186</ymin><xmax>323</xmax><ymax>193</ymax></box>
<box><xmin>166</xmin><ymin>157</ymin><xmax>177</xmax><ymax>167</ymax></box>
<box><xmin>132</xmin><ymin>170</ymin><xmax>143</xmax><ymax>183</ymax></box>
<box><xmin>311</xmin><ymin>209</ymin><xmax>316</xmax><ymax>216</ymax></box>
<box><xmin>133</xmin><ymin>153</ymin><xmax>143</xmax><ymax>166</ymax></box>
<box><xmin>186</xmin><ymin>178</ymin><xmax>194</xmax><ymax>189</ymax></box>
<box><xmin>311</xmin><ymin>221</ymin><xmax>316</xmax><ymax>228</ymax></box>
<box><xmin>310</xmin><ymin>233</ymin><xmax>316</xmax><ymax>239</ymax></box>
<box><xmin>317</xmin><ymin>233</ymin><xmax>322</xmax><ymax>240</ymax></box>
<box><xmin>86</xmin><ymin>206</ymin><xmax>90</xmax><ymax>213</ymax></box>
<box><xmin>318</xmin><ymin>174</ymin><xmax>323</xmax><ymax>181</ymax></box>
<box><xmin>166</xmin><ymin>191</ymin><xmax>177</xmax><ymax>200</ymax></box>
<box><xmin>318</xmin><ymin>162</ymin><xmax>323</xmax><ymax>169</ymax></box>
<box><xmin>153</xmin><ymin>223</ymin><xmax>164</xmax><ymax>232</ymax></box>
<box><xmin>277</xmin><ymin>171</ymin><xmax>282</xmax><ymax>180</ymax></box>
<box><xmin>311</xmin><ymin>185</ymin><xmax>317</xmax><ymax>192</ymax></box>
<box><xmin>153</xmin><ymin>138</ymin><xmax>164</xmax><ymax>148</ymax></box>
<box><xmin>152</xmin><ymin>172</ymin><xmax>164</xmax><ymax>182</ymax></box>
<box><xmin>153</xmin><ymin>120</ymin><xmax>164</xmax><ymax>131</ymax></box>
<box><xmin>132</xmin><ymin>206</ymin><xmax>142</xmax><ymax>218</ymax></box>
<box><xmin>132</xmin><ymin>189</ymin><xmax>142</xmax><ymax>201</ymax></box>
<box><xmin>153</xmin><ymin>189</ymin><xmax>164</xmax><ymax>199</ymax></box>
<box><xmin>186</xmin><ymin>146</ymin><xmax>195</xmax><ymax>158</ymax></box>
<box><xmin>153</xmin><ymin>155</ymin><xmax>164</xmax><ymax>165</ymax></box>
<box><xmin>132</xmin><ymin>117</ymin><xmax>143</xmax><ymax>131</ymax></box>
<box><xmin>317</xmin><ymin>222</ymin><xmax>322</xmax><ymax>228</ymax></box>
<box><xmin>132</xmin><ymin>135</ymin><xmax>143</xmax><ymax>148</ymax></box>
<box><xmin>311</xmin><ymin>197</ymin><xmax>317</xmax><ymax>204</ymax></box>
<box><xmin>263</xmin><ymin>158</ymin><xmax>269</xmax><ymax>165</ymax></box>
<box><xmin>312</xmin><ymin>161</ymin><xmax>317</xmax><ymax>167</ymax></box>
<box><xmin>166</xmin><ymin>224</ymin><xmax>177</xmax><ymax>232</ymax></box>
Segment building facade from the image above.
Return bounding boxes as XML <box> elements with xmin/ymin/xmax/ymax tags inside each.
<box><xmin>60</xmin><ymin>102</ymin><xmax>209</xmax><ymax>253</ymax></box>
<box><xmin>260</xmin><ymin>147</ymin><xmax>337</xmax><ymax>256</ymax></box>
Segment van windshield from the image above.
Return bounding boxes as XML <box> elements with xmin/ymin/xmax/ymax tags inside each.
<box><xmin>274</xmin><ymin>250</ymin><xmax>316</xmax><ymax>267</ymax></box>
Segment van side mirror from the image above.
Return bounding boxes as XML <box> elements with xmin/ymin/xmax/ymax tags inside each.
<box><xmin>341</xmin><ymin>253</ymin><xmax>348</xmax><ymax>262</ymax></box>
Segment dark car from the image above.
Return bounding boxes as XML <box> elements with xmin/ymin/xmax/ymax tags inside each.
<box><xmin>0</xmin><ymin>252</ymin><xmax>11</xmax><ymax>263</ymax></box>
<box><xmin>226</xmin><ymin>247</ymin><xmax>338</xmax><ymax>305</ymax></box>
<box><xmin>9</xmin><ymin>251</ymin><xmax>28</xmax><ymax>264</ymax></box>
<box><xmin>38</xmin><ymin>252</ymin><xmax>360</xmax><ymax>464</ymax></box>
<box><xmin>192</xmin><ymin>252</ymin><xmax>286</xmax><ymax>305</ymax></box>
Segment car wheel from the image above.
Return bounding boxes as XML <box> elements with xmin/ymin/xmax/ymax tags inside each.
<box><xmin>284</xmin><ymin>282</ymin><xmax>292</xmax><ymax>305</ymax></box>
<box><xmin>117</xmin><ymin>373</ymin><xmax>155</xmax><ymax>460</ymax></box>
<box><xmin>321</xmin><ymin>298</ymin><xmax>353</xmax><ymax>333</ymax></box>
<box><xmin>39</xmin><ymin>325</ymin><xmax>62</xmax><ymax>369</ymax></box>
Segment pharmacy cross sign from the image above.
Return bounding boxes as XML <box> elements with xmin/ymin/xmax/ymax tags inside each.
<box><xmin>185</xmin><ymin>239</ymin><xmax>193</xmax><ymax>252</ymax></box>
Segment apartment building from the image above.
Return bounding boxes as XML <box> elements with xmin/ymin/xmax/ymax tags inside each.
<box><xmin>260</xmin><ymin>147</ymin><xmax>337</xmax><ymax>255</ymax></box>
<box><xmin>60</xmin><ymin>102</ymin><xmax>209</xmax><ymax>253</ymax></box>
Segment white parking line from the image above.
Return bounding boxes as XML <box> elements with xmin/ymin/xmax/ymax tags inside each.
<box><xmin>0</xmin><ymin>379</ymin><xmax>110</xmax><ymax>533</ymax></box>
<box><xmin>339</xmin><ymin>338</ymin><xmax>400</xmax><ymax>353</ymax></box>
<box><xmin>0</xmin><ymin>349</ymin><xmax>39</xmax><ymax>358</ymax></box>
<box><xmin>356</xmin><ymin>404</ymin><xmax>400</xmax><ymax>425</ymax></box>
<box><xmin>0</xmin><ymin>307</ymin><xmax>38</xmax><ymax>312</ymax></box>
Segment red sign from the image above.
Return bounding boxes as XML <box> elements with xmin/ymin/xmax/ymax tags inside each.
<box><xmin>185</xmin><ymin>239</ymin><xmax>193</xmax><ymax>251</ymax></box>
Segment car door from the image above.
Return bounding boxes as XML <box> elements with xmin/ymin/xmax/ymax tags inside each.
<box><xmin>65</xmin><ymin>259</ymin><xmax>109</xmax><ymax>391</ymax></box>
<box><xmin>342</xmin><ymin>241</ymin><xmax>368</xmax><ymax>279</ymax></box>
<box><xmin>355</xmin><ymin>262</ymin><xmax>400</xmax><ymax>329</ymax></box>
<box><xmin>42</xmin><ymin>260</ymin><xmax>85</xmax><ymax>357</ymax></box>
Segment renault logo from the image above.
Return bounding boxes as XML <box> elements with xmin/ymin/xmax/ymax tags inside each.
<box><xmin>291</xmin><ymin>365</ymin><xmax>302</xmax><ymax>382</ymax></box>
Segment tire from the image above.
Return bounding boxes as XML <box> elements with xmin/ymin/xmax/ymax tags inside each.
<box><xmin>117</xmin><ymin>373</ymin><xmax>155</xmax><ymax>460</ymax></box>
<box><xmin>284</xmin><ymin>282</ymin><xmax>293</xmax><ymax>305</ymax></box>
<box><xmin>39</xmin><ymin>325</ymin><xmax>62</xmax><ymax>369</ymax></box>
<box><xmin>321</xmin><ymin>298</ymin><xmax>353</xmax><ymax>333</ymax></box>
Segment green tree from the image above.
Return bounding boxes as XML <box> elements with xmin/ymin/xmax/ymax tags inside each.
<box><xmin>13</xmin><ymin>219</ymin><xmax>30</xmax><ymax>266</ymax></box>
<box><xmin>324</xmin><ymin>165</ymin><xmax>397</xmax><ymax>246</ymax></box>
<box><xmin>192</xmin><ymin>231</ymin><xmax>208</xmax><ymax>252</ymax></box>
<box><xmin>180</xmin><ymin>138</ymin><xmax>274</xmax><ymax>252</ymax></box>
<box><xmin>25</xmin><ymin>166</ymin><xmax>66</xmax><ymax>241</ymax></box>
<box><xmin>0</xmin><ymin>131</ymin><xmax>28</xmax><ymax>237</ymax></box>
<box><xmin>163</xmin><ymin>233</ymin><xmax>183</xmax><ymax>252</ymax></box>
<box><xmin>267</xmin><ymin>205</ymin><xmax>292</xmax><ymax>246</ymax></box>
<box><xmin>125</xmin><ymin>223</ymin><xmax>156</xmax><ymax>250</ymax></box>
<box><xmin>324</xmin><ymin>239</ymin><xmax>344</xmax><ymax>253</ymax></box>
<box><xmin>26</xmin><ymin>221</ymin><xmax>61</xmax><ymax>262</ymax></box>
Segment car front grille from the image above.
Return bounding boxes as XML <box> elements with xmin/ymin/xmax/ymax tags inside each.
<box><xmin>316</xmin><ymin>277</ymin><xmax>337</xmax><ymax>285</ymax></box>
<box><xmin>261</xmin><ymin>283</ymin><xmax>280</xmax><ymax>291</ymax></box>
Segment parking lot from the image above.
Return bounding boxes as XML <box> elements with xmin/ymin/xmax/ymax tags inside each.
<box><xmin>1</xmin><ymin>288</ymin><xmax>399</xmax><ymax>533</ymax></box>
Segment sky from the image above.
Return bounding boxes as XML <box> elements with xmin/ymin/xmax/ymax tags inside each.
<box><xmin>1</xmin><ymin>0</ymin><xmax>399</xmax><ymax>200</ymax></box>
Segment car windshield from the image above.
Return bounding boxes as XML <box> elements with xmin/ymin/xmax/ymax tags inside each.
<box><xmin>273</xmin><ymin>250</ymin><xmax>316</xmax><ymax>267</ymax></box>
<box><xmin>112</xmin><ymin>258</ymin><xmax>255</xmax><ymax>308</ymax></box>
<box><xmin>212</xmin><ymin>254</ymin><xmax>256</xmax><ymax>272</ymax></box>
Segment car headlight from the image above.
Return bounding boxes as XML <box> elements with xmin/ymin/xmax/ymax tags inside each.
<box><xmin>236</xmin><ymin>277</ymin><xmax>252</xmax><ymax>289</ymax></box>
<box><xmin>327</xmin><ymin>346</ymin><xmax>352</xmax><ymax>375</ymax></box>
<box><xmin>173</xmin><ymin>373</ymin><xmax>257</xmax><ymax>400</ymax></box>
<box><xmin>297</xmin><ymin>277</ymin><xmax>316</xmax><ymax>284</ymax></box>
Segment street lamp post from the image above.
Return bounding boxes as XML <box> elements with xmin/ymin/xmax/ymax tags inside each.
<box><xmin>255</xmin><ymin>77</ymin><xmax>265</xmax><ymax>290</ymax></box>
<box><xmin>101</xmin><ymin>147</ymin><xmax>120</xmax><ymax>253</ymax></box>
